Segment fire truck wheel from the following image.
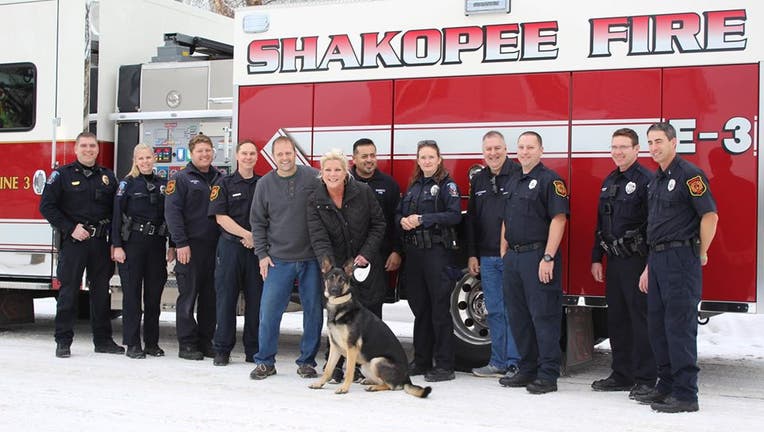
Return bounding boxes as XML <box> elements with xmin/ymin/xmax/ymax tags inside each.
<box><xmin>450</xmin><ymin>272</ymin><xmax>491</xmax><ymax>371</ymax></box>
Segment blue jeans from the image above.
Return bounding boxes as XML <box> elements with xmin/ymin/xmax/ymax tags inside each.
<box><xmin>254</xmin><ymin>258</ymin><xmax>323</xmax><ymax>367</ymax></box>
<box><xmin>481</xmin><ymin>256</ymin><xmax>520</xmax><ymax>369</ymax></box>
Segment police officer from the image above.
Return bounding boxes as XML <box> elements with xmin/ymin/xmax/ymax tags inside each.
<box><xmin>590</xmin><ymin>129</ymin><xmax>656</xmax><ymax>396</ymax></box>
<box><xmin>39</xmin><ymin>131</ymin><xmax>123</xmax><ymax>358</ymax></box>
<box><xmin>466</xmin><ymin>131</ymin><xmax>521</xmax><ymax>379</ymax></box>
<box><xmin>395</xmin><ymin>140</ymin><xmax>461</xmax><ymax>382</ymax></box>
<box><xmin>350</xmin><ymin>138</ymin><xmax>402</xmax><ymax>294</ymax></box>
<box><xmin>165</xmin><ymin>134</ymin><xmax>222</xmax><ymax>360</ymax></box>
<box><xmin>498</xmin><ymin>131</ymin><xmax>568</xmax><ymax>394</ymax></box>
<box><xmin>208</xmin><ymin>139</ymin><xmax>263</xmax><ymax>366</ymax></box>
<box><xmin>634</xmin><ymin>122</ymin><xmax>718</xmax><ymax>413</ymax></box>
<box><xmin>112</xmin><ymin>143</ymin><xmax>175</xmax><ymax>359</ymax></box>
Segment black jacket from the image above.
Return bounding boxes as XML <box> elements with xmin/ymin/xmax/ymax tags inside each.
<box><xmin>307</xmin><ymin>178</ymin><xmax>386</xmax><ymax>305</ymax></box>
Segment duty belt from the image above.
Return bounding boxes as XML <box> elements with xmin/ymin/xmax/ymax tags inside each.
<box><xmin>83</xmin><ymin>219</ymin><xmax>110</xmax><ymax>238</ymax></box>
<box><xmin>129</xmin><ymin>220</ymin><xmax>168</xmax><ymax>237</ymax></box>
<box><xmin>220</xmin><ymin>231</ymin><xmax>243</xmax><ymax>243</ymax></box>
<box><xmin>509</xmin><ymin>242</ymin><xmax>545</xmax><ymax>253</ymax></box>
<box><xmin>651</xmin><ymin>239</ymin><xmax>692</xmax><ymax>252</ymax></box>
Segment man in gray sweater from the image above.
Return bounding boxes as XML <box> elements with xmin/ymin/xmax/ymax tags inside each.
<box><xmin>248</xmin><ymin>135</ymin><xmax>322</xmax><ymax>380</ymax></box>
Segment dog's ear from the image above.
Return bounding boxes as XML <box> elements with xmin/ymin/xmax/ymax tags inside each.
<box><xmin>343</xmin><ymin>259</ymin><xmax>355</xmax><ymax>277</ymax></box>
<box><xmin>320</xmin><ymin>256</ymin><xmax>333</xmax><ymax>274</ymax></box>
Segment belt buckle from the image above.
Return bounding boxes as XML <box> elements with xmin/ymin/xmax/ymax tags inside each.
<box><xmin>86</xmin><ymin>225</ymin><xmax>97</xmax><ymax>237</ymax></box>
<box><xmin>512</xmin><ymin>244</ymin><xmax>521</xmax><ymax>252</ymax></box>
<box><xmin>147</xmin><ymin>225</ymin><xmax>156</xmax><ymax>235</ymax></box>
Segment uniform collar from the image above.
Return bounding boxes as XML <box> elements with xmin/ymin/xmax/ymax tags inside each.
<box><xmin>231</xmin><ymin>170</ymin><xmax>258</xmax><ymax>183</ymax></box>
<box><xmin>612</xmin><ymin>161</ymin><xmax>642</xmax><ymax>181</ymax></box>
<box><xmin>186</xmin><ymin>161</ymin><xmax>218</xmax><ymax>177</ymax></box>
<box><xmin>74</xmin><ymin>161</ymin><xmax>101</xmax><ymax>173</ymax></box>
<box><xmin>351</xmin><ymin>166</ymin><xmax>380</xmax><ymax>182</ymax></box>
<box><xmin>656</xmin><ymin>155</ymin><xmax>682</xmax><ymax>178</ymax></box>
<box><xmin>521</xmin><ymin>162</ymin><xmax>545</xmax><ymax>179</ymax></box>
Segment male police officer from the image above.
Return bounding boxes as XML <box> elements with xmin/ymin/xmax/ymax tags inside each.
<box><xmin>634</xmin><ymin>122</ymin><xmax>718</xmax><ymax>413</ymax></box>
<box><xmin>208</xmin><ymin>140</ymin><xmax>263</xmax><ymax>366</ymax></box>
<box><xmin>165</xmin><ymin>134</ymin><xmax>222</xmax><ymax>360</ymax></box>
<box><xmin>350</xmin><ymin>138</ymin><xmax>402</xmax><ymax>305</ymax></box>
<box><xmin>39</xmin><ymin>131</ymin><xmax>123</xmax><ymax>357</ymax></box>
<box><xmin>590</xmin><ymin>128</ymin><xmax>656</xmax><ymax>398</ymax></box>
<box><xmin>499</xmin><ymin>131</ymin><xmax>568</xmax><ymax>394</ymax></box>
<box><xmin>466</xmin><ymin>131</ymin><xmax>521</xmax><ymax>379</ymax></box>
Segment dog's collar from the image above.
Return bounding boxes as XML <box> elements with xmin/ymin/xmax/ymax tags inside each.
<box><xmin>328</xmin><ymin>293</ymin><xmax>352</xmax><ymax>305</ymax></box>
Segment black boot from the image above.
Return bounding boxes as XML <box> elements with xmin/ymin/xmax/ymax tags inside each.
<box><xmin>126</xmin><ymin>345</ymin><xmax>146</xmax><ymax>359</ymax></box>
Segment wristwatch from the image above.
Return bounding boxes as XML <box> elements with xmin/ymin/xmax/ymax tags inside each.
<box><xmin>417</xmin><ymin>215</ymin><xmax>423</xmax><ymax>224</ymax></box>
<box><xmin>542</xmin><ymin>253</ymin><xmax>554</xmax><ymax>262</ymax></box>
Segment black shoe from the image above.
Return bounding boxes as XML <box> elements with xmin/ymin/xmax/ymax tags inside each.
<box><xmin>329</xmin><ymin>367</ymin><xmax>344</xmax><ymax>384</ymax></box>
<box><xmin>591</xmin><ymin>375</ymin><xmax>633</xmax><ymax>391</ymax></box>
<box><xmin>245</xmin><ymin>353</ymin><xmax>255</xmax><ymax>363</ymax></box>
<box><xmin>651</xmin><ymin>396</ymin><xmax>699</xmax><ymax>413</ymax></box>
<box><xmin>55</xmin><ymin>342</ymin><xmax>71</xmax><ymax>358</ymax></box>
<box><xmin>499</xmin><ymin>373</ymin><xmax>535</xmax><ymax>387</ymax></box>
<box><xmin>213</xmin><ymin>353</ymin><xmax>230</xmax><ymax>366</ymax></box>
<box><xmin>526</xmin><ymin>378</ymin><xmax>558</xmax><ymax>394</ymax></box>
<box><xmin>629</xmin><ymin>384</ymin><xmax>654</xmax><ymax>400</ymax></box>
<box><xmin>144</xmin><ymin>345</ymin><xmax>165</xmax><ymax>357</ymax></box>
<box><xmin>408</xmin><ymin>361</ymin><xmax>430</xmax><ymax>376</ymax></box>
<box><xmin>94</xmin><ymin>339</ymin><xmax>126</xmax><ymax>355</ymax></box>
<box><xmin>178</xmin><ymin>345</ymin><xmax>204</xmax><ymax>361</ymax></box>
<box><xmin>424</xmin><ymin>368</ymin><xmax>455</xmax><ymax>382</ymax></box>
<box><xmin>633</xmin><ymin>388</ymin><xmax>670</xmax><ymax>404</ymax></box>
<box><xmin>126</xmin><ymin>345</ymin><xmax>146</xmax><ymax>359</ymax></box>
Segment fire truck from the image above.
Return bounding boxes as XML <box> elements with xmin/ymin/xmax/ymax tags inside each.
<box><xmin>231</xmin><ymin>0</ymin><xmax>762</xmax><ymax>367</ymax></box>
<box><xmin>0</xmin><ymin>0</ymin><xmax>233</xmax><ymax>323</ymax></box>
<box><xmin>1</xmin><ymin>0</ymin><xmax>761</xmax><ymax>369</ymax></box>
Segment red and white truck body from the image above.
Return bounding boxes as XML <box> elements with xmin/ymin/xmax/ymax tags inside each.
<box><xmin>233</xmin><ymin>0</ymin><xmax>761</xmax><ymax>313</ymax></box>
<box><xmin>0</xmin><ymin>0</ymin><xmax>231</xmax><ymax>322</ymax></box>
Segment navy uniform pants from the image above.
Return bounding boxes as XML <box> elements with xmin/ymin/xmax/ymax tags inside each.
<box><xmin>213</xmin><ymin>236</ymin><xmax>263</xmax><ymax>359</ymax></box>
<box><xmin>55</xmin><ymin>237</ymin><xmax>113</xmax><ymax>345</ymax></box>
<box><xmin>405</xmin><ymin>245</ymin><xmax>454</xmax><ymax>371</ymax></box>
<box><xmin>606</xmin><ymin>254</ymin><xmax>656</xmax><ymax>385</ymax></box>
<box><xmin>175</xmin><ymin>239</ymin><xmax>217</xmax><ymax>349</ymax></box>
<box><xmin>647</xmin><ymin>246</ymin><xmax>701</xmax><ymax>402</ymax></box>
<box><xmin>503</xmin><ymin>248</ymin><xmax>562</xmax><ymax>382</ymax></box>
<box><xmin>119</xmin><ymin>234</ymin><xmax>167</xmax><ymax>347</ymax></box>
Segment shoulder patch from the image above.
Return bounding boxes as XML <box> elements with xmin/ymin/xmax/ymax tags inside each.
<box><xmin>686</xmin><ymin>175</ymin><xmax>707</xmax><ymax>197</ymax></box>
<box><xmin>47</xmin><ymin>171</ymin><xmax>59</xmax><ymax>185</ymax></box>
<box><xmin>165</xmin><ymin>179</ymin><xmax>176</xmax><ymax>195</ymax></box>
<box><xmin>446</xmin><ymin>182</ymin><xmax>459</xmax><ymax>197</ymax></box>
<box><xmin>553</xmin><ymin>180</ymin><xmax>568</xmax><ymax>197</ymax></box>
<box><xmin>117</xmin><ymin>181</ymin><xmax>127</xmax><ymax>196</ymax></box>
<box><xmin>210</xmin><ymin>185</ymin><xmax>220</xmax><ymax>201</ymax></box>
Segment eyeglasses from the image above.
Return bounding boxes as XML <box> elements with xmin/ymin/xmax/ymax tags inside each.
<box><xmin>417</xmin><ymin>140</ymin><xmax>438</xmax><ymax>147</ymax></box>
<box><xmin>610</xmin><ymin>145</ymin><xmax>636</xmax><ymax>152</ymax></box>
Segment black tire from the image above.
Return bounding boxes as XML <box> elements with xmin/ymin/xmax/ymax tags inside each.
<box><xmin>450</xmin><ymin>272</ymin><xmax>491</xmax><ymax>371</ymax></box>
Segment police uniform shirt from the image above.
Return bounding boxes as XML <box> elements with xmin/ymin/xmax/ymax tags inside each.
<box><xmin>466</xmin><ymin>158</ymin><xmax>521</xmax><ymax>258</ymax></box>
<box><xmin>164</xmin><ymin>162</ymin><xmax>221</xmax><ymax>248</ymax></box>
<box><xmin>40</xmin><ymin>161</ymin><xmax>117</xmax><ymax>236</ymax></box>
<box><xmin>503</xmin><ymin>162</ymin><xmax>569</xmax><ymax>246</ymax></box>
<box><xmin>646</xmin><ymin>156</ymin><xmax>716</xmax><ymax>245</ymax></box>
<box><xmin>207</xmin><ymin>171</ymin><xmax>260</xmax><ymax>233</ymax></box>
<box><xmin>398</xmin><ymin>175</ymin><xmax>461</xmax><ymax>228</ymax></box>
<box><xmin>112</xmin><ymin>174</ymin><xmax>168</xmax><ymax>248</ymax></box>
<box><xmin>351</xmin><ymin>167</ymin><xmax>401</xmax><ymax>254</ymax></box>
<box><xmin>591</xmin><ymin>162</ymin><xmax>652</xmax><ymax>262</ymax></box>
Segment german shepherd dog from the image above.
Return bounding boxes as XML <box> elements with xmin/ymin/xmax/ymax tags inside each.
<box><xmin>309</xmin><ymin>262</ymin><xmax>431</xmax><ymax>398</ymax></box>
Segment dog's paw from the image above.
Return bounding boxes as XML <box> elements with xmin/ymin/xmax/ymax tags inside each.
<box><xmin>359</xmin><ymin>378</ymin><xmax>377</xmax><ymax>386</ymax></box>
<box><xmin>364</xmin><ymin>386</ymin><xmax>377</xmax><ymax>392</ymax></box>
<box><xmin>308</xmin><ymin>382</ymin><xmax>325</xmax><ymax>390</ymax></box>
<box><xmin>335</xmin><ymin>387</ymin><xmax>349</xmax><ymax>394</ymax></box>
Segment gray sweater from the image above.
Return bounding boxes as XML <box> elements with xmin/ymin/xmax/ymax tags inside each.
<box><xmin>250</xmin><ymin>165</ymin><xmax>319</xmax><ymax>261</ymax></box>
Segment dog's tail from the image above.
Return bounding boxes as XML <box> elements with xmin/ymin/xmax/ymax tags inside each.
<box><xmin>404</xmin><ymin>383</ymin><xmax>432</xmax><ymax>398</ymax></box>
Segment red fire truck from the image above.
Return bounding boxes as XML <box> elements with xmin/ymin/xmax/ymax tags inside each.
<box><xmin>231</xmin><ymin>0</ymin><xmax>761</xmax><ymax>366</ymax></box>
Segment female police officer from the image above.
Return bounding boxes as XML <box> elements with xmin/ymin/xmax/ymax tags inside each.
<box><xmin>112</xmin><ymin>143</ymin><xmax>175</xmax><ymax>358</ymax></box>
<box><xmin>396</xmin><ymin>140</ymin><xmax>461</xmax><ymax>382</ymax></box>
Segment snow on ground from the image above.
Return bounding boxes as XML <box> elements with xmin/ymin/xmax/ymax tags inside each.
<box><xmin>1</xmin><ymin>299</ymin><xmax>763</xmax><ymax>432</ymax></box>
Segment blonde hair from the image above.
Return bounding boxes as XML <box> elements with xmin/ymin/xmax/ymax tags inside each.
<box><xmin>126</xmin><ymin>143</ymin><xmax>154</xmax><ymax>178</ymax></box>
<box><xmin>319</xmin><ymin>148</ymin><xmax>349</xmax><ymax>175</ymax></box>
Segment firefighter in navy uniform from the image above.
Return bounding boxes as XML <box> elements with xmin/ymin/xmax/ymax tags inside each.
<box><xmin>395</xmin><ymin>140</ymin><xmax>461</xmax><ymax>383</ymax></box>
<box><xmin>39</xmin><ymin>132</ymin><xmax>123</xmax><ymax>358</ymax></box>
<box><xmin>590</xmin><ymin>129</ymin><xmax>656</xmax><ymax>397</ymax></box>
<box><xmin>112</xmin><ymin>143</ymin><xmax>175</xmax><ymax>359</ymax></box>
<box><xmin>498</xmin><ymin>131</ymin><xmax>568</xmax><ymax>394</ymax></box>
<box><xmin>633</xmin><ymin>122</ymin><xmax>718</xmax><ymax>413</ymax></box>
<box><xmin>165</xmin><ymin>134</ymin><xmax>222</xmax><ymax>361</ymax></box>
<box><xmin>208</xmin><ymin>140</ymin><xmax>263</xmax><ymax>366</ymax></box>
